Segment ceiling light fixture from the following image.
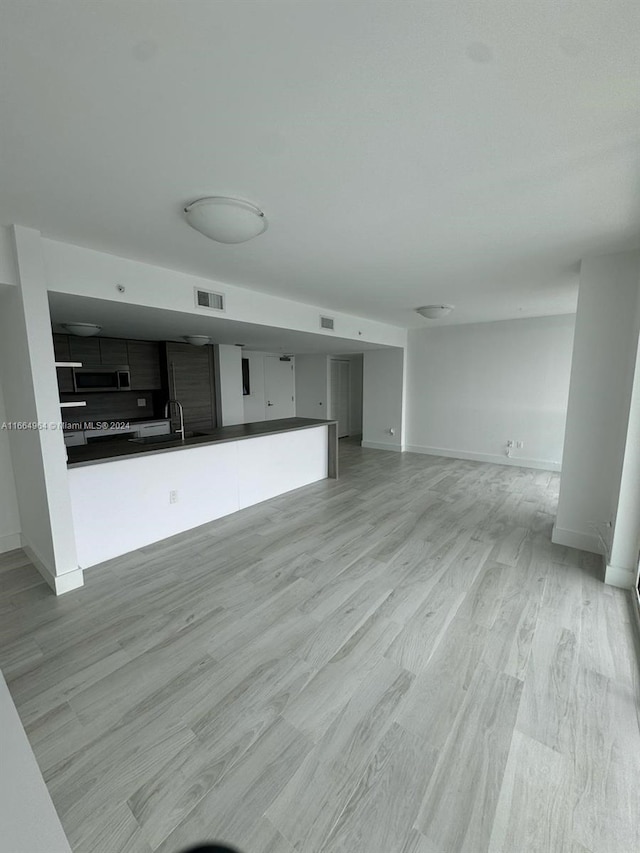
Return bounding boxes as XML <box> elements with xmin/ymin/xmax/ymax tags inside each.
<box><xmin>415</xmin><ymin>304</ymin><xmax>455</xmax><ymax>320</ymax></box>
<box><xmin>184</xmin><ymin>197</ymin><xmax>267</xmax><ymax>244</ymax></box>
<box><xmin>183</xmin><ymin>335</ymin><xmax>210</xmax><ymax>347</ymax></box>
<box><xmin>62</xmin><ymin>322</ymin><xmax>102</xmax><ymax>336</ymax></box>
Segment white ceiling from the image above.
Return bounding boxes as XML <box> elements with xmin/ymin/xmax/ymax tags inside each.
<box><xmin>2</xmin><ymin>1</ymin><xmax>640</xmax><ymax>327</ymax></box>
<box><xmin>47</xmin><ymin>292</ymin><xmax>382</xmax><ymax>355</ymax></box>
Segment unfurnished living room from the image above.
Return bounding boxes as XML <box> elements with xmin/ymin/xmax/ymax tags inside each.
<box><xmin>1</xmin><ymin>2</ymin><xmax>639</xmax><ymax>853</ymax></box>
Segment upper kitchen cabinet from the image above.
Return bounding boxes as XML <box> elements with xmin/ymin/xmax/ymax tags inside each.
<box><xmin>52</xmin><ymin>333</ymin><xmax>74</xmax><ymax>392</ymax></box>
<box><xmin>127</xmin><ymin>341</ymin><xmax>163</xmax><ymax>391</ymax></box>
<box><xmin>165</xmin><ymin>342</ymin><xmax>217</xmax><ymax>432</ymax></box>
<box><xmin>68</xmin><ymin>335</ymin><xmax>101</xmax><ymax>366</ymax></box>
<box><xmin>99</xmin><ymin>337</ymin><xmax>128</xmax><ymax>364</ymax></box>
<box><xmin>54</xmin><ymin>333</ymin><xmax>164</xmax><ymax>392</ymax></box>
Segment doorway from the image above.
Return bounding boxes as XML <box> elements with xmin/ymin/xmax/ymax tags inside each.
<box><xmin>264</xmin><ymin>356</ymin><xmax>295</xmax><ymax>420</ymax></box>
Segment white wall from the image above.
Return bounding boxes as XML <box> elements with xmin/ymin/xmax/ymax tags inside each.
<box><xmin>346</xmin><ymin>354</ymin><xmax>363</xmax><ymax>435</ymax></box>
<box><xmin>0</xmin><ymin>227</ymin><xmax>18</xmax><ymax>287</ymax></box>
<box><xmin>405</xmin><ymin>315</ymin><xmax>575</xmax><ymax>470</ymax></box>
<box><xmin>555</xmin><ymin>251</ymin><xmax>640</xmax><ymax>554</ymax></box>
<box><xmin>362</xmin><ymin>348</ymin><xmax>406</xmax><ymax>451</ymax></box>
<box><xmin>0</xmin><ymin>227</ymin><xmax>82</xmax><ymax>593</ymax></box>
<box><xmin>295</xmin><ymin>354</ymin><xmax>329</xmax><ymax>419</ymax></box>
<box><xmin>41</xmin><ymin>237</ymin><xmax>407</xmax><ymax>350</ymax></box>
<box><xmin>242</xmin><ymin>351</ymin><xmax>297</xmax><ymax>423</ymax></box>
<box><xmin>242</xmin><ymin>351</ymin><xmax>268</xmax><ymax>422</ymax></box>
<box><xmin>214</xmin><ymin>344</ymin><xmax>244</xmax><ymax>426</ymax></box>
<box><xmin>295</xmin><ymin>352</ymin><xmax>363</xmax><ymax>433</ymax></box>
<box><xmin>0</xmin><ymin>376</ymin><xmax>21</xmax><ymax>553</ymax></box>
<box><xmin>69</xmin><ymin>427</ymin><xmax>328</xmax><ymax>567</ymax></box>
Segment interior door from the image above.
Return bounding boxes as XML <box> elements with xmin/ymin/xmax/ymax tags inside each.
<box><xmin>329</xmin><ymin>359</ymin><xmax>350</xmax><ymax>437</ymax></box>
<box><xmin>264</xmin><ymin>357</ymin><xmax>295</xmax><ymax>420</ymax></box>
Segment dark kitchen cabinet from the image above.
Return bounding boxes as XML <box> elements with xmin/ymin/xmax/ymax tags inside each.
<box><xmin>53</xmin><ymin>334</ymin><xmax>164</xmax><ymax>394</ymax></box>
<box><xmin>68</xmin><ymin>335</ymin><xmax>101</xmax><ymax>366</ymax></box>
<box><xmin>99</xmin><ymin>337</ymin><xmax>128</xmax><ymax>365</ymax></box>
<box><xmin>165</xmin><ymin>342</ymin><xmax>217</xmax><ymax>432</ymax></box>
<box><xmin>127</xmin><ymin>341</ymin><xmax>162</xmax><ymax>390</ymax></box>
<box><xmin>52</xmin><ymin>334</ymin><xmax>74</xmax><ymax>392</ymax></box>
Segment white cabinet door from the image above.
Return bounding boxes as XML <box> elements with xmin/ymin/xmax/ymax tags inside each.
<box><xmin>264</xmin><ymin>357</ymin><xmax>295</xmax><ymax>420</ymax></box>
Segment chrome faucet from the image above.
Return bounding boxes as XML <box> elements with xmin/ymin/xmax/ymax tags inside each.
<box><xmin>164</xmin><ymin>399</ymin><xmax>185</xmax><ymax>440</ymax></box>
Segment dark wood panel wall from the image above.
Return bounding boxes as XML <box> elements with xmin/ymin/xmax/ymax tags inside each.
<box><xmin>164</xmin><ymin>342</ymin><xmax>218</xmax><ymax>432</ymax></box>
<box><xmin>59</xmin><ymin>392</ymin><xmax>157</xmax><ymax>429</ymax></box>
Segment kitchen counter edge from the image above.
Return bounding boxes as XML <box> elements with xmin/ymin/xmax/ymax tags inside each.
<box><xmin>66</xmin><ymin>417</ymin><xmax>338</xmax><ymax>468</ymax></box>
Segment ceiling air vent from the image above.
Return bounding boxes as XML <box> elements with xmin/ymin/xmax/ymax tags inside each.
<box><xmin>195</xmin><ymin>287</ymin><xmax>225</xmax><ymax>312</ymax></box>
<box><xmin>320</xmin><ymin>315</ymin><xmax>335</xmax><ymax>331</ymax></box>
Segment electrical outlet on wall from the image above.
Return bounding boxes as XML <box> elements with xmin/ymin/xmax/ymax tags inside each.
<box><xmin>516</xmin><ymin>440</ymin><xmax>524</xmax><ymax>449</ymax></box>
<box><xmin>169</xmin><ymin>490</ymin><xmax>178</xmax><ymax>504</ymax></box>
<box><xmin>137</xmin><ymin>398</ymin><xmax>146</xmax><ymax>407</ymax></box>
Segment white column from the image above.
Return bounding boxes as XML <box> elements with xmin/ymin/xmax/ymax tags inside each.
<box><xmin>362</xmin><ymin>347</ymin><xmax>406</xmax><ymax>451</ymax></box>
<box><xmin>0</xmin><ymin>226</ymin><xmax>82</xmax><ymax>593</ymax></box>
<box><xmin>606</xmin><ymin>333</ymin><xmax>640</xmax><ymax>588</ymax></box>
<box><xmin>553</xmin><ymin>250</ymin><xmax>640</xmax><ymax>556</ymax></box>
<box><xmin>214</xmin><ymin>344</ymin><xmax>245</xmax><ymax>425</ymax></box>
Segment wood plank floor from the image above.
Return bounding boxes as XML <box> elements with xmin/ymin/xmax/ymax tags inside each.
<box><xmin>1</xmin><ymin>440</ymin><xmax>640</xmax><ymax>853</ymax></box>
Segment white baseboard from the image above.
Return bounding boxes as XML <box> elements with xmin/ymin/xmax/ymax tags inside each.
<box><xmin>22</xmin><ymin>542</ymin><xmax>84</xmax><ymax>596</ymax></box>
<box><xmin>604</xmin><ymin>563</ymin><xmax>638</xmax><ymax>590</ymax></box>
<box><xmin>361</xmin><ymin>441</ymin><xmax>404</xmax><ymax>452</ymax></box>
<box><xmin>0</xmin><ymin>532</ymin><xmax>21</xmax><ymax>554</ymax></box>
<box><xmin>404</xmin><ymin>444</ymin><xmax>561</xmax><ymax>472</ymax></box>
<box><xmin>551</xmin><ymin>524</ymin><xmax>603</xmax><ymax>555</ymax></box>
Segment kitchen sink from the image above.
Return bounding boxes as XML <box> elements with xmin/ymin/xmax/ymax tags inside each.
<box><xmin>128</xmin><ymin>431</ymin><xmax>209</xmax><ymax>445</ymax></box>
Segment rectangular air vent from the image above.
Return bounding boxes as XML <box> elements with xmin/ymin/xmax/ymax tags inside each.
<box><xmin>320</xmin><ymin>315</ymin><xmax>335</xmax><ymax>330</ymax></box>
<box><xmin>195</xmin><ymin>287</ymin><xmax>225</xmax><ymax>311</ymax></box>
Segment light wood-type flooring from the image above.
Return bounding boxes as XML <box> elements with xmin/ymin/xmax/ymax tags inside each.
<box><xmin>1</xmin><ymin>440</ymin><xmax>639</xmax><ymax>853</ymax></box>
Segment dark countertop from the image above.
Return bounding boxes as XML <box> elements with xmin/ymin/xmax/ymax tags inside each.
<box><xmin>66</xmin><ymin>417</ymin><xmax>337</xmax><ymax>468</ymax></box>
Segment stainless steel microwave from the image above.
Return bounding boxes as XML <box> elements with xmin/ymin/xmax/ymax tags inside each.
<box><xmin>72</xmin><ymin>365</ymin><xmax>131</xmax><ymax>392</ymax></box>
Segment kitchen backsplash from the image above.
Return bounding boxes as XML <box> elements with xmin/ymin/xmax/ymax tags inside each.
<box><xmin>60</xmin><ymin>391</ymin><xmax>158</xmax><ymax>429</ymax></box>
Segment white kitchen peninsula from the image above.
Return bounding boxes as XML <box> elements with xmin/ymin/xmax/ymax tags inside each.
<box><xmin>67</xmin><ymin>418</ymin><xmax>337</xmax><ymax>568</ymax></box>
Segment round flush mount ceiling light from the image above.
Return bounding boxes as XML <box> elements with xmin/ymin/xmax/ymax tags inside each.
<box><xmin>184</xmin><ymin>197</ymin><xmax>267</xmax><ymax>244</ymax></box>
<box><xmin>415</xmin><ymin>304</ymin><xmax>455</xmax><ymax>320</ymax></box>
<box><xmin>183</xmin><ymin>335</ymin><xmax>210</xmax><ymax>346</ymax></box>
<box><xmin>62</xmin><ymin>322</ymin><xmax>102</xmax><ymax>336</ymax></box>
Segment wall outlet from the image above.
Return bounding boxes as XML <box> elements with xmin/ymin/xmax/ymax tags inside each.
<box><xmin>506</xmin><ymin>439</ymin><xmax>514</xmax><ymax>447</ymax></box>
<box><xmin>137</xmin><ymin>398</ymin><xmax>146</xmax><ymax>407</ymax></box>
<box><xmin>169</xmin><ymin>490</ymin><xmax>178</xmax><ymax>504</ymax></box>
<box><xmin>516</xmin><ymin>440</ymin><xmax>524</xmax><ymax>449</ymax></box>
